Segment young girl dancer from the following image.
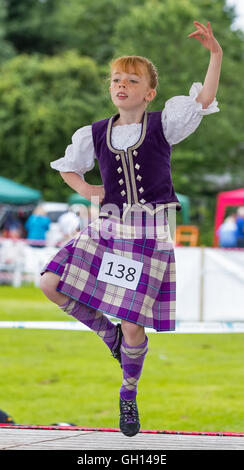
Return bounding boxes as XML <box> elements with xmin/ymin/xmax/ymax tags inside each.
<box><xmin>40</xmin><ymin>21</ymin><xmax>222</xmax><ymax>437</ymax></box>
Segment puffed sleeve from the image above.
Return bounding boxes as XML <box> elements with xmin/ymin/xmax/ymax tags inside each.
<box><xmin>50</xmin><ymin>125</ymin><xmax>96</xmax><ymax>179</ymax></box>
<box><xmin>161</xmin><ymin>82</ymin><xmax>220</xmax><ymax>146</ymax></box>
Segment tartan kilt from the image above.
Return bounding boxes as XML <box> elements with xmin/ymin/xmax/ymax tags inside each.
<box><xmin>41</xmin><ymin>210</ymin><xmax>176</xmax><ymax>332</ymax></box>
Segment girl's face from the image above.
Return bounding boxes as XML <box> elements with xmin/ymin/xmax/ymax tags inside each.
<box><xmin>109</xmin><ymin>67</ymin><xmax>156</xmax><ymax>112</ymax></box>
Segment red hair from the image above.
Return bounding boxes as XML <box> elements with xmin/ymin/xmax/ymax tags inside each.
<box><xmin>110</xmin><ymin>56</ymin><xmax>158</xmax><ymax>89</ymax></box>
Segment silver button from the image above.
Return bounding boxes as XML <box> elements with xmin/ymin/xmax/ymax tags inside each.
<box><xmin>115</xmin><ymin>154</ymin><xmax>120</xmax><ymax>161</ymax></box>
<box><xmin>139</xmin><ymin>187</ymin><xmax>144</xmax><ymax>193</ymax></box>
<box><xmin>140</xmin><ymin>198</ymin><xmax>146</xmax><ymax>204</ymax></box>
<box><xmin>117</xmin><ymin>167</ymin><xmax>122</xmax><ymax>173</ymax></box>
<box><xmin>118</xmin><ymin>178</ymin><xmax>124</xmax><ymax>185</ymax></box>
<box><xmin>121</xmin><ymin>190</ymin><xmax>126</xmax><ymax>196</ymax></box>
<box><xmin>133</xmin><ymin>150</ymin><xmax>138</xmax><ymax>156</ymax></box>
<box><xmin>135</xmin><ymin>163</ymin><xmax>140</xmax><ymax>170</ymax></box>
<box><xmin>136</xmin><ymin>175</ymin><xmax>142</xmax><ymax>181</ymax></box>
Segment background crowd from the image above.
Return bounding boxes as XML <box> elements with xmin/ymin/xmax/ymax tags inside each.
<box><xmin>218</xmin><ymin>206</ymin><xmax>244</xmax><ymax>247</ymax></box>
<box><xmin>0</xmin><ymin>204</ymin><xmax>84</xmax><ymax>246</ymax></box>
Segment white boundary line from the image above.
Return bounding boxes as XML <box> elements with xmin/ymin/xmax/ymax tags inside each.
<box><xmin>1</xmin><ymin>321</ymin><xmax>244</xmax><ymax>333</ymax></box>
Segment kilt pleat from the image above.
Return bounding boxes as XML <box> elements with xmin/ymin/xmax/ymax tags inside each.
<box><xmin>41</xmin><ymin>212</ymin><xmax>176</xmax><ymax>332</ymax></box>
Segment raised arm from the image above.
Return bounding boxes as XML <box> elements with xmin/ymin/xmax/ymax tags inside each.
<box><xmin>188</xmin><ymin>21</ymin><xmax>223</xmax><ymax>109</ymax></box>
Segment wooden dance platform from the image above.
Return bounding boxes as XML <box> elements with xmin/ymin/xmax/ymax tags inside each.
<box><xmin>1</xmin><ymin>425</ymin><xmax>244</xmax><ymax>450</ymax></box>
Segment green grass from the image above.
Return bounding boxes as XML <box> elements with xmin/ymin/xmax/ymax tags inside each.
<box><xmin>1</xmin><ymin>285</ymin><xmax>244</xmax><ymax>432</ymax></box>
<box><xmin>0</xmin><ymin>285</ymin><xmax>70</xmax><ymax>321</ymax></box>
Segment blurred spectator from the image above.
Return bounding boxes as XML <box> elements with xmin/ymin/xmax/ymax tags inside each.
<box><xmin>217</xmin><ymin>214</ymin><xmax>237</xmax><ymax>248</ymax></box>
<box><xmin>236</xmin><ymin>206</ymin><xmax>244</xmax><ymax>248</ymax></box>
<box><xmin>57</xmin><ymin>205</ymin><xmax>80</xmax><ymax>242</ymax></box>
<box><xmin>2</xmin><ymin>211</ymin><xmax>23</xmax><ymax>239</ymax></box>
<box><xmin>25</xmin><ymin>205</ymin><xmax>50</xmax><ymax>247</ymax></box>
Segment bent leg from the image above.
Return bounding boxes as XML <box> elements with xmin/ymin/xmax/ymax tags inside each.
<box><xmin>41</xmin><ymin>271</ymin><xmax>121</xmax><ymax>353</ymax></box>
<box><xmin>61</xmin><ymin>298</ymin><xmax>121</xmax><ymax>352</ymax></box>
<box><xmin>40</xmin><ymin>271</ymin><xmax>69</xmax><ymax>306</ymax></box>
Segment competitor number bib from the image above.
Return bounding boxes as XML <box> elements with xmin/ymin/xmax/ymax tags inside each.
<box><xmin>97</xmin><ymin>252</ymin><xmax>143</xmax><ymax>291</ymax></box>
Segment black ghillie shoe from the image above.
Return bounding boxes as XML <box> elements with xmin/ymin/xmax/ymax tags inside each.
<box><xmin>119</xmin><ymin>397</ymin><xmax>140</xmax><ymax>437</ymax></box>
<box><xmin>111</xmin><ymin>323</ymin><xmax>123</xmax><ymax>367</ymax></box>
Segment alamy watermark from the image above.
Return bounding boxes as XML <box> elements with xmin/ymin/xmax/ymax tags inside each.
<box><xmin>77</xmin><ymin>196</ymin><xmax>177</xmax><ymax>249</ymax></box>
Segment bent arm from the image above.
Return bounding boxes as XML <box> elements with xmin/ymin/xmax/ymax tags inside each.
<box><xmin>60</xmin><ymin>171</ymin><xmax>104</xmax><ymax>203</ymax></box>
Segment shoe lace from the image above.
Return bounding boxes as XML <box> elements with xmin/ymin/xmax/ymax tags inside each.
<box><xmin>111</xmin><ymin>349</ymin><xmax>119</xmax><ymax>359</ymax></box>
<box><xmin>120</xmin><ymin>400</ymin><xmax>138</xmax><ymax>424</ymax></box>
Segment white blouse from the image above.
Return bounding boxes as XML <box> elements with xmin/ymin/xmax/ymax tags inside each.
<box><xmin>51</xmin><ymin>83</ymin><xmax>219</xmax><ymax>178</ymax></box>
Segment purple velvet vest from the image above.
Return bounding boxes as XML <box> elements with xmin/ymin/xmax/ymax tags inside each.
<box><xmin>92</xmin><ymin>110</ymin><xmax>180</xmax><ymax>219</ymax></box>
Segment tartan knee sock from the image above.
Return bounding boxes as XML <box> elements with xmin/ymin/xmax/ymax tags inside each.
<box><xmin>59</xmin><ymin>298</ymin><xmax>119</xmax><ymax>351</ymax></box>
<box><xmin>120</xmin><ymin>335</ymin><xmax>148</xmax><ymax>401</ymax></box>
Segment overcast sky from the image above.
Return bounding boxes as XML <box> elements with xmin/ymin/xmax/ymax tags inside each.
<box><xmin>226</xmin><ymin>0</ymin><xmax>244</xmax><ymax>30</ymax></box>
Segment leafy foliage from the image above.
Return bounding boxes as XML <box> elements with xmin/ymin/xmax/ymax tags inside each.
<box><xmin>0</xmin><ymin>52</ymin><xmax>103</xmax><ymax>200</ymax></box>
<box><xmin>0</xmin><ymin>0</ymin><xmax>16</xmax><ymax>63</ymax></box>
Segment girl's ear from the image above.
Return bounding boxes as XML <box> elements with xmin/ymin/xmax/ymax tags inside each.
<box><xmin>145</xmin><ymin>89</ymin><xmax>157</xmax><ymax>103</ymax></box>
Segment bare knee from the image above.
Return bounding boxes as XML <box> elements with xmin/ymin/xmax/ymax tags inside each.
<box><xmin>40</xmin><ymin>271</ymin><xmax>58</xmax><ymax>293</ymax></box>
<box><xmin>40</xmin><ymin>271</ymin><xmax>68</xmax><ymax>305</ymax></box>
<box><xmin>121</xmin><ymin>320</ymin><xmax>145</xmax><ymax>346</ymax></box>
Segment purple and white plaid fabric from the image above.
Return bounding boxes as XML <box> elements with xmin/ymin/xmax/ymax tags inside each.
<box><xmin>41</xmin><ymin>209</ymin><xmax>176</xmax><ymax>332</ymax></box>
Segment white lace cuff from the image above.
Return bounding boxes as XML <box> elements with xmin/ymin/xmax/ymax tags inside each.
<box><xmin>189</xmin><ymin>82</ymin><xmax>219</xmax><ymax>115</ymax></box>
<box><xmin>162</xmin><ymin>82</ymin><xmax>220</xmax><ymax>145</ymax></box>
<box><xmin>50</xmin><ymin>125</ymin><xmax>96</xmax><ymax>178</ymax></box>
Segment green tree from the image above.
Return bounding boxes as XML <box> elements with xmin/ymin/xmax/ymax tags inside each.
<box><xmin>0</xmin><ymin>51</ymin><xmax>104</xmax><ymax>200</ymax></box>
<box><xmin>0</xmin><ymin>0</ymin><xmax>16</xmax><ymax>63</ymax></box>
<box><xmin>4</xmin><ymin>0</ymin><xmax>142</xmax><ymax>62</ymax></box>
<box><xmin>4</xmin><ymin>0</ymin><xmax>62</xmax><ymax>55</ymax></box>
<box><xmin>54</xmin><ymin>0</ymin><xmax>143</xmax><ymax>64</ymax></box>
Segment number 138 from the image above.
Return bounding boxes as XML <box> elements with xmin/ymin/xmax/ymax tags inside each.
<box><xmin>105</xmin><ymin>261</ymin><xmax>136</xmax><ymax>282</ymax></box>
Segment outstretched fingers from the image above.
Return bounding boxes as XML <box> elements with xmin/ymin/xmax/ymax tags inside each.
<box><xmin>193</xmin><ymin>21</ymin><xmax>209</xmax><ymax>34</ymax></box>
<box><xmin>189</xmin><ymin>21</ymin><xmax>213</xmax><ymax>38</ymax></box>
<box><xmin>188</xmin><ymin>29</ymin><xmax>204</xmax><ymax>44</ymax></box>
<box><xmin>188</xmin><ymin>20</ymin><xmax>222</xmax><ymax>54</ymax></box>
<box><xmin>188</xmin><ymin>20</ymin><xmax>214</xmax><ymax>46</ymax></box>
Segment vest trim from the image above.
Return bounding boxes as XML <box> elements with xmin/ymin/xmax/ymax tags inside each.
<box><xmin>106</xmin><ymin>111</ymin><xmax>148</xmax><ymax>154</ymax></box>
<box><xmin>94</xmin><ymin>110</ymin><xmax>181</xmax><ymax>221</ymax></box>
<box><xmin>106</xmin><ymin>111</ymin><xmax>148</xmax><ymax>208</ymax></box>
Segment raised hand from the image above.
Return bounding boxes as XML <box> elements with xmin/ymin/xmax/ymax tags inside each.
<box><xmin>188</xmin><ymin>21</ymin><xmax>222</xmax><ymax>55</ymax></box>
